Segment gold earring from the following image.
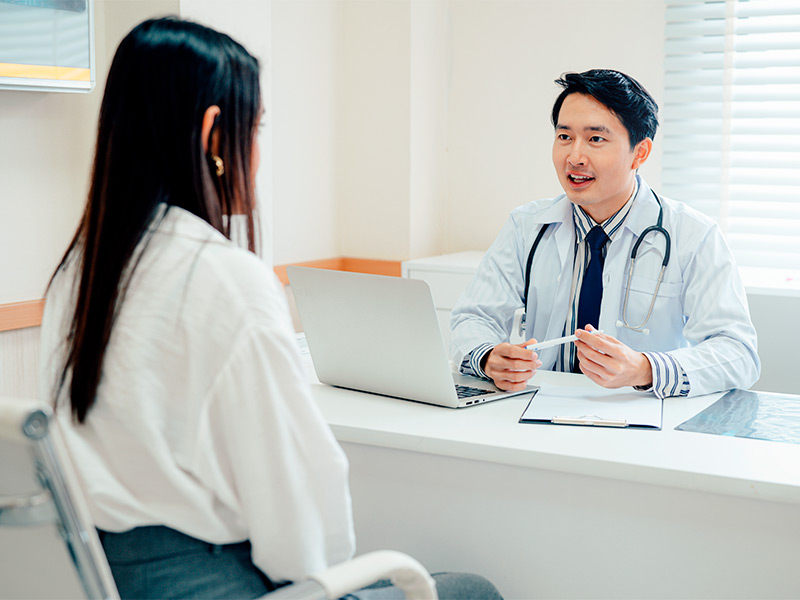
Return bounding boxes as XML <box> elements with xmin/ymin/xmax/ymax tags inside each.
<box><xmin>211</xmin><ymin>154</ymin><xmax>224</xmax><ymax>177</ymax></box>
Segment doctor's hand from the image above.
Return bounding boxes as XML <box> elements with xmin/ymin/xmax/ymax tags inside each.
<box><xmin>574</xmin><ymin>325</ymin><xmax>653</xmax><ymax>389</ymax></box>
<box><xmin>482</xmin><ymin>339</ymin><xmax>542</xmax><ymax>391</ymax></box>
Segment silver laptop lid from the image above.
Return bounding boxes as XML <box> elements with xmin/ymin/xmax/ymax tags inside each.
<box><xmin>287</xmin><ymin>266</ymin><xmax>462</xmax><ymax>407</ymax></box>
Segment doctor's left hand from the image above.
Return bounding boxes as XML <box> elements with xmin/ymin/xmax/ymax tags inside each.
<box><xmin>574</xmin><ymin>325</ymin><xmax>653</xmax><ymax>389</ymax></box>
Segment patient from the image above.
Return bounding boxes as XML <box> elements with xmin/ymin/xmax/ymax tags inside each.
<box><xmin>39</xmin><ymin>16</ymin><xmax>501</xmax><ymax>600</ymax></box>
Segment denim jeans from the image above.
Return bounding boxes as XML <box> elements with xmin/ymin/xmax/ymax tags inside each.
<box><xmin>98</xmin><ymin>526</ymin><xmax>276</xmax><ymax>600</ymax></box>
<box><xmin>98</xmin><ymin>525</ymin><xmax>503</xmax><ymax>600</ymax></box>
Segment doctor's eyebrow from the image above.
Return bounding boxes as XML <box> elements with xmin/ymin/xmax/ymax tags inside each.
<box><xmin>555</xmin><ymin>124</ymin><xmax>613</xmax><ymax>133</ymax></box>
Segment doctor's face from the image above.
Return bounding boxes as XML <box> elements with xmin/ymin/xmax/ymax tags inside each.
<box><xmin>552</xmin><ymin>93</ymin><xmax>651</xmax><ymax>223</ymax></box>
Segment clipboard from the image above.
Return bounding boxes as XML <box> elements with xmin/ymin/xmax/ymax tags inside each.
<box><xmin>519</xmin><ymin>386</ymin><xmax>662</xmax><ymax>429</ymax></box>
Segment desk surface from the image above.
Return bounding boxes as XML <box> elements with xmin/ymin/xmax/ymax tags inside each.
<box><xmin>308</xmin><ymin>367</ymin><xmax>800</xmax><ymax>506</ymax></box>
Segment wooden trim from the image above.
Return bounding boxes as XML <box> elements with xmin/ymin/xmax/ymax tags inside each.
<box><xmin>274</xmin><ymin>257</ymin><xmax>402</xmax><ymax>285</ymax></box>
<box><xmin>0</xmin><ymin>300</ymin><xmax>45</xmax><ymax>332</ymax></box>
<box><xmin>273</xmin><ymin>258</ymin><xmax>346</xmax><ymax>285</ymax></box>
<box><xmin>0</xmin><ymin>258</ymin><xmax>403</xmax><ymax>329</ymax></box>
<box><xmin>340</xmin><ymin>258</ymin><xmax>402</xmax><ymax>278</ymax></box>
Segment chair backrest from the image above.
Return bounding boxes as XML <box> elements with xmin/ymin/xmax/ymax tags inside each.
<box><xmin>0</xmin><ymin>396</ymin><xmax>119</xmax><ymax>600</ymax></box>
<box><xmin>0</xmin><ymin>396</ymin><xmax>437</xmax><ymax>600</ymax></box>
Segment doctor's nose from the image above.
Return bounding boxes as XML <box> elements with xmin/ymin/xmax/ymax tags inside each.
<box><xmin>567</xmin><ymin>141</ymin><xmax>588</xmax><ymax>166</ymax></box>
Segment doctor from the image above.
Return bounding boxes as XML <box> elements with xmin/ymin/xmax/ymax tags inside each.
<box><xmin>451</xmin><ymin>69</ymin><xmax>760</xmax><ymax>399</ymax></box>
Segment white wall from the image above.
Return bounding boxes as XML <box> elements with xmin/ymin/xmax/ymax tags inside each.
<box><xmin>271</xmin><ymin>0</ymin><xmax>665</xmax><ymax>263</ymax></box>
<box><xmin>445</xmin><ymin>0</ymin><xmax>664</xmax><ymax>253</ymax></box>
<box><xmin>0</xmin><ymin>0</ymin><xmax>173</xmax><ymax>305</ymax></box>
<box><xmin>337</xmin><ymin>1</ymin><xmax>412</xmax><ymax>260</ymax></box>
<box><xmin>0</xmin><ymin>0</ymin><xmax>665</xmax><ymax>299</ymax></box>
<box><xmin>0</xmin><ymin>0</ymin><xmax>180</xmax><ymax>397</ymax></box>
<box><xmin>271</xmin><ymin>0</ymin><xmax>339</xmax><ymax>265</ymax></box>
<box><xmin>0</xmin><ymin>0</ymin><xmax>269</xmax><ymax>311</ymax></box>
<box><xmin>180</xmin><ymin>0</ymin><xmax>274</xmax><ymax>265</ymax></box>
<box><xmin>0</xmin><ymin>1</ymin><xmax>182</xmax><ymax>306</ymax></box>
<box><xmin>4</xmin><ymin>0</ymin><xmax>791</xmax><ymax>392</ymax></box>
<box><xmin>409</xmin><ymin>0</ymin><xmax>449</xmax><ymax>259</ymax></box>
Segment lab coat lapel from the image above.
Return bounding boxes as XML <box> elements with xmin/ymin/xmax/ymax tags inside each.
<box><xmin>534</xmin><ymin>197</ymin><xmax>575</xmax><ymax>348</ymax></box>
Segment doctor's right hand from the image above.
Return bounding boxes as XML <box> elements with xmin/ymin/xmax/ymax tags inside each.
<box><xmin>482</xmin><ymin>339</ymin><xmax>542</xmax><ymax>391</ymax></box>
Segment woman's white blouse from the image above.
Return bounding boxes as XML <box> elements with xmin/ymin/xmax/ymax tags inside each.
<box><xmin>39</xmin><ymin>207</ymin><xmax>355</xmax><ymax>583</ymax></box>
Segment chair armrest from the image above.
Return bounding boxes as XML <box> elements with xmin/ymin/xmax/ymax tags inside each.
<box><xmin>265</xmin><ymin>550</ymin><xmax>437</xmax><ymax>600</ymax></box>
<box><xmin>314</xmin><ymin>550</ymin><xmax>437</xmax><ymax>600</ymax></box>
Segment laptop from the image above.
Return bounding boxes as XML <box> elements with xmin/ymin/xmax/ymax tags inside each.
<box><xmin>286</xmin><ymin>266</ymin><xmax>537</xmax><ymax>408</ymax></box>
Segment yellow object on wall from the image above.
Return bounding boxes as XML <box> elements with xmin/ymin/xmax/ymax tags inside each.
<box><xmin>0</xmin><ymin>61</ymin><xmax>90</xmax><ymax>81</ymax></box>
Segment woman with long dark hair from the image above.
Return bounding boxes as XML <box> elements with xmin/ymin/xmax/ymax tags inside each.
<box><xmin>39</xmin><ymin>16</ymin><xmax>354</xmax><ymax>598</ymax></box>
<box><xmin>40</xmin><ymin>16</ymin><xmax>502</xmax><ymax>600</ymax></box>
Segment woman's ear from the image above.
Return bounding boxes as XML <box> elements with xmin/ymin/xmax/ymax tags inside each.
<box><xmin>201</xmin><ymin>105</ymin><xmax>221</xmax><ymax>153</ymax></box>
<box><xmin>631</xmin><ymin>137</ymin><xmax>653</xmax><ymax>170</ymax></box>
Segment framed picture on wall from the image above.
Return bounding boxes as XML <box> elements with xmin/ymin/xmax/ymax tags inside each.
<box><xmin>0</xmin><ymin>0</ymin><xmax>95</xmax><ymax>93</ymax></box>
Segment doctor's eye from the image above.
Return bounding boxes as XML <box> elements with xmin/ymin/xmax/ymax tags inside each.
<box><xmin>589</xmin><ymin>135</ymin><xmax>606</xmax><ymax>143</ymax></box>
<box><xmin>557</xmin><ymin>133</ymin><xmax>571</xmax><ymax>142</ymax></box>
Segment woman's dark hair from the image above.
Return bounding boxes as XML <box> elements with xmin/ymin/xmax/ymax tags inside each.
<box><xmin>551</xmin><ymin>69</ymin><xmax>659</xmax><ymax>149</ymax></box>
<box><xmin>51</xmin><ymin>16</ymin><xmax>262</xmax><ymax>423</ymax></box>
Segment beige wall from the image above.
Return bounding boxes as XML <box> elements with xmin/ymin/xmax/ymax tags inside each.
<box><xmin>0</xmin><ymin>0</ymin><xmax>180</xmax><ymax>306</ymax></box>
<box><xmin>445</xmin><ymin>0</ymin><xmax>664</xmax><ymax>253</ymax></box>
<box><xmin>270</xmin><ymin>0</ymin><xmax>665</xmax><ymax>264</ymax></box>
<box><xmin>0</xmin><ymin>0</ymin><xmax>664</xmax><ymax>297</ymax></box>
<box><xmin>271</xmin><ymin>0</ymin><xmax>339</xmax><ymax>265</ymax></box>
<box><xmin>0</xmin><ymin>1</ymin><xmax>180</xmax><ymax>398</ymax></box>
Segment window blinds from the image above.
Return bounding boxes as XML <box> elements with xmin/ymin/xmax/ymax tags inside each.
<box><xmin>662</xmin><ymin>0</ymin><xmax>800</xmax><ymax>271</ymax></box>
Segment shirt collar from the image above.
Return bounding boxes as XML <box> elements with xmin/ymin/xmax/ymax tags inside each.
<box><xmin>572</xmin><ymin>177</ymin><xmax>639</xmax><ymax>244</ymax></box>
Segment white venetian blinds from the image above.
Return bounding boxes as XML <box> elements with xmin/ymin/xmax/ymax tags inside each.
<box><xmin>662</xmin><ymin>0</ymin><xmax>800</xmax><ymax>270</ymax></box>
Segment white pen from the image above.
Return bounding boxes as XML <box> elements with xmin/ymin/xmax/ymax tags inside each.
<box><xmin>526</xmin><ymin>330</ymin><xmax>603</xmax><ymax>352</ymax></box>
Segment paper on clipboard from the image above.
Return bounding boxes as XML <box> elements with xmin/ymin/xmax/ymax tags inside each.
<box><xmin>519</xmin><ymin>386</ymin><xmax>662</xmax><ymax>429</ymax></box>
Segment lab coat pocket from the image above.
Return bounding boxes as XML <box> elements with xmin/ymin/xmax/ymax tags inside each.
<box><xmin>623</xmin><ymin>275</ymin><xmax>683</xmax><ymax>335</ymax></box>
<box><xmin>627</xmin><ymin>275</ymin><xmax>681</xmax><ymax>298</ymax></box>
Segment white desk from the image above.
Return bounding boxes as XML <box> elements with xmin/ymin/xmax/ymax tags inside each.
<box><xmin>307</xmin><ymin>367</ymin><xmax>800</xmax><ymax>599</ymax></box>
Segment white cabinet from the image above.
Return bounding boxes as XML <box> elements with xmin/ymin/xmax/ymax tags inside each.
<box><xmin>401</xmin><ymin>252</ymin><xmax>482</xmax><ymax>347</ymax></box>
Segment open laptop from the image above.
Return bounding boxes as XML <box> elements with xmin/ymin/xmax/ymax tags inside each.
<box><xmin>287</xmin><ymin>266</ymin><xmax>537</xmax><ymax>408</ymax></box>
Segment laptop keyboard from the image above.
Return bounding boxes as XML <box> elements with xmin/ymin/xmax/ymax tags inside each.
<box><xmin>455</xmin><ymin>384</ymin><xmax>494</xmax><ymax>399</ymax></box>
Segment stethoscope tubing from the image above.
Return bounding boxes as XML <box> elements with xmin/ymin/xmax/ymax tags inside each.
<box><xmin>521</xmin><ymin>188</ymin><xmax>672</xmax><ymax>336</ymax></box>
<box><xmin>618</xmin><ymin>190</ymin><xmax>671</xmax><ymax>333</ymax></box>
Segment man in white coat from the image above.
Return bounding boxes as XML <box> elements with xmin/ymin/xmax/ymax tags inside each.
<box><xmin>450</xmin><ymin>69</ymin><xmax>759</xmax><ymax>399</ymax></box>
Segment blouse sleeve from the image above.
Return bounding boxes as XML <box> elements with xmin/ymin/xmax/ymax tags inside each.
<box><xmin>195</xmin><ymin>312</ymin><xmax>356</xmax><ymax>583</ymax></box>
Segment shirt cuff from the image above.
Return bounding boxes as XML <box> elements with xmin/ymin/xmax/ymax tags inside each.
<box><xmin>635</xmin><ymin>351</ymin><xmax>690</xmax><ymax>399</ymax></box>
<box><xmin>459</xmin><ymin>343</ymin><xmax>495</xmax><ymax>380</ymax></box>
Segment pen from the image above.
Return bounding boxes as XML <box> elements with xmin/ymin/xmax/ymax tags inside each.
<box><xmin>526</xmin><ymin>330</ymin><xmax>603</xmax><ymax>352</ymax></box>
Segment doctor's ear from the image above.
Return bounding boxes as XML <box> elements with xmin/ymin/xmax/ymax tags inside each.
<box><xmin>631</xmin><ymin>138</ymin><xmax>653</xmax><ymax>170</ymax></box>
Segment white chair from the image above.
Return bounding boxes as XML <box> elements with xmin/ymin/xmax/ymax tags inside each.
<box><xmin>0</xmin><ymin>397</ymin><xmax>437</xmax><ymax>600</ymax></box>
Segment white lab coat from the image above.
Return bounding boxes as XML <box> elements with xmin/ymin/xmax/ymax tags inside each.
<box><xmin>450</xmin><ymin>177</ymin><xmax>760</xmax><ymax>397</ymax></box>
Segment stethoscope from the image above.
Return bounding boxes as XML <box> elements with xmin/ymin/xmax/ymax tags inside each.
<box><xmin>516</xmin><ymin>189</ymin><xmax>671</xmax><ymax>339</ymax></box>
<box><xmin>615</xmin><ymin>189</ymin><xmax>671</xmax><ymax>335</ymax></box>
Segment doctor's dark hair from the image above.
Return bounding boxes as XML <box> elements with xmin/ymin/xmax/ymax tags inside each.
<box><xmin>49</xmin><ymin>16</ymin><xmax>262</xmax><ymax>423</ymax></box>
<box><xmin>551</xmin><ymin>69</ymin><xmax>659</xmax><ymax>149</ymax></box>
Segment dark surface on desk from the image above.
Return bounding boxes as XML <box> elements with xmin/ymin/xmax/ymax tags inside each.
<box><xmin>676</xmin><ymin>388</ymin><xmax>800</xmax><ymax>445</ymax></box>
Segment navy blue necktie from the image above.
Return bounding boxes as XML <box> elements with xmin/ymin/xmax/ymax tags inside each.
<box><xmin>577</xmin><ymin>226</ymin><xmax>608</xmax><ymax>331</ymax></box>
<box><xmin>574</xmin><ymin>226</ymin><xmax>607</xmax><ymax>372</ymax></box>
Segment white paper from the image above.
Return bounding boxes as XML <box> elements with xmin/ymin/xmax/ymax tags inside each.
<box><xmin>521</xmin><ymin>385</ymin><xmax>662</xmax><ymax>428</ymax></box>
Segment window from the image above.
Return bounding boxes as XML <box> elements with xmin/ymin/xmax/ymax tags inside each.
<box><xmin>662</xmin><ymin>0</ymin><xmax>800</xmax><ymax>282</ymax></box>
<box><xmin>0</xmin><ymin>0</ymin><xmax>95</xmax><ymax>93</ymax></box>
